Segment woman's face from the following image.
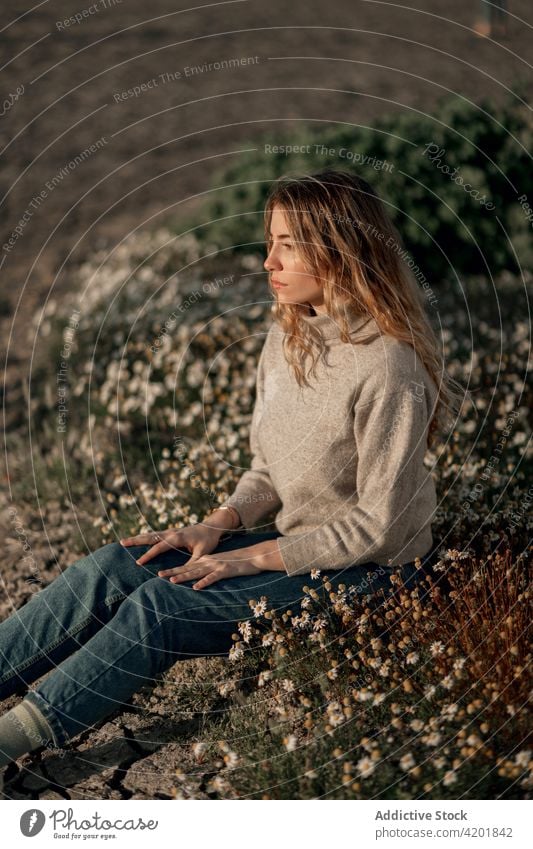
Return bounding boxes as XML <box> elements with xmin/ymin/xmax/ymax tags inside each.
<box><xmin>264</xmin><ymin>205</ymin><xmax>326</xmax><ymax>312</ymax></box>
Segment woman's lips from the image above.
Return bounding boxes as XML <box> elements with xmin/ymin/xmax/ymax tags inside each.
<box><xmin>272</xmin><ymin>279</ymin><xmax>287</xmax><ymax>288</ymax></box>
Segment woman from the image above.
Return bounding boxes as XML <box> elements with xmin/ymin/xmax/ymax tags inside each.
<box><xmin>0</xmin><ymin>168</ymin><xmax>462</xmax><ymax>784</ymax></box>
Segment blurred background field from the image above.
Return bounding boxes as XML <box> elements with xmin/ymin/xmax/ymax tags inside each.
<box><xmin>0</xmin><ymin>0</ymin><xmax>531</xmax><ymax>800</ymax></box>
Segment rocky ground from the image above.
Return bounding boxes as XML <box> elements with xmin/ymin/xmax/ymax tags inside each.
<box><xmin>2</xmin><ymin>690</ymin><xmax>217</xmax><ymax>800</ymax></box>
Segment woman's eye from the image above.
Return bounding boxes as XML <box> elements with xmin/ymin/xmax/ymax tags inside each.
<box><xmin>282</xmin><ymin>243</ymin><xmax>293</xmax><ymax>249</ymax></box>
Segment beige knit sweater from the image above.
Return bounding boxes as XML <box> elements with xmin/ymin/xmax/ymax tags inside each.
<box><xmin>220</xmin><ymin>306</ymin><xmax>439</xmax><ymax>576</ymax></box>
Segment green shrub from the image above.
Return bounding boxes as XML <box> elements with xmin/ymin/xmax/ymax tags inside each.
<box><xmin>177</xmin><ymin>86</ymin><xmax>533</xmax><ymax>282</ymax></box>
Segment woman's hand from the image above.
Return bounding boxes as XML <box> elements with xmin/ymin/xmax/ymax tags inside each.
<box><xmin>157</xmin><ymin>539</ymin><xmax>287</xmax><ymax>590</ymax></box>
<box><xmin>120</xmin><ymin>523</ymin><xmax>223</xmax><ymax>565</ymax></box>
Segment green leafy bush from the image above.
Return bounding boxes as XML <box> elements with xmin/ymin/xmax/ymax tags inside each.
<box><xmin>178</xmin><ymin>87</ymin><xmax>533</xmax><ymax>282</ymax></box>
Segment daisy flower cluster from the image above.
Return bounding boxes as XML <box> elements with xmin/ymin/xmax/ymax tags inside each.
<box><xmin>196</xmin><ymin>545</ymin><xmax>530</xmax><ymax>799</ymax></box>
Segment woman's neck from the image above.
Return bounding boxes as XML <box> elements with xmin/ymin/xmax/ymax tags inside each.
<box><xmin>302</xmin><ymin>302</ymin><xmax>371</xmax><ymax>342</ymax></box>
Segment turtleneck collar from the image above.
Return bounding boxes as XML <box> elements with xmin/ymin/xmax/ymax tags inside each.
<box><xmin>301</xmin><ymin>304</ymin><xmax>373</xmax><ymax>343</ymax></box>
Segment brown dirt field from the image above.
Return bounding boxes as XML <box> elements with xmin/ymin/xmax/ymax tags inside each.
<box><xmin>1</xmin><ymin>1</ymin><xmax>531</xmax><ymax>358</ymax></box>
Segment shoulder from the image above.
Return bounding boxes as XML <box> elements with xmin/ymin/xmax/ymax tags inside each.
<box><xmin>255</xmin><ymin>322</ymin><xmax>284</xmax><ymax>375</ymax></box>
<box><xmin>261</xmin><ymin>321</ymin><xmax>285</xmax><ymax>358</ymax></box>
<box><xmin>352</xmin><ymin>332</ymin><xmax>437</xmax><ymax>408</ymax></box>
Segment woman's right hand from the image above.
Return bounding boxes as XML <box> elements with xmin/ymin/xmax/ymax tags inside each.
<box><xmin>119</xmin><ymin>522</ymin><xmax>225</xmax><ymax>567</ymax></box>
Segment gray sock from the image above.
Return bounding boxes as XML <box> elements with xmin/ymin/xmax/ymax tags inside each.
<box><xmin>0</xmin><ymin>699</ymin><xmax>57</xmax><ymax>767</ymax></box>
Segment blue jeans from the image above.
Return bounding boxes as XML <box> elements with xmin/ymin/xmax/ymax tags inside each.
<box><xmin>0</xmin><ymin>530</ymin><xmax>432</xmax><ymax>747</ymax></box>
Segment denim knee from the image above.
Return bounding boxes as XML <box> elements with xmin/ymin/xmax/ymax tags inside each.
<box><xmin>119</xmin><ymin>577</ymin><xmax>190</xmax><ymax>641</ymax></box>
<box><xmin>64</xmin><ymin>542</ymin><xmax>139</xmax><ymax>594</ymax></box>
<box><xmin>82</xmin><ymin>542</ymin><xmax>134</xmax><ymax>573</ymax></box>
<box><xmin>116</xmin><ymin>578</ymin><xmax>236</xmax><ymax>664</ymax></box>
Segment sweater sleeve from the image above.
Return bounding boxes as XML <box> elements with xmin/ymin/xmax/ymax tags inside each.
<box><xmin>275</xmin><ymin>379</ymin><xmax>436</xmax><ymax>575</ymax></box>
<box><xmin>218</xmin><ymin>334</ymin><xmax>282</xmax><ymax>530</ymax></box>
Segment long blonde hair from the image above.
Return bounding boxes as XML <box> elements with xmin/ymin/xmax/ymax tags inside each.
<box><xmin>264</xmin><ymin>168</ymin><xmax>466</xmax><ymax>449</ymax></box>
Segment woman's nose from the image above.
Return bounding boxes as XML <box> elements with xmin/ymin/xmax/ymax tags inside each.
<box><xmin>264</xmin><ymin>249</ymin><xmax>281</xmax><ymax>271</ymax></box>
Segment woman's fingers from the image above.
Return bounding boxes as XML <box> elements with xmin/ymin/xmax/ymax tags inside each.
<box><xmin>157</xmin><ymin>553</ymin><xmax>257</xmax><ymax>591</ymax></box>
<box><xmin>191</xmin><ymin>570</ymin><xmax>224</xmax><ymax>590</ymax></box>
<box><xmin>157</xmin><ymin>551</ymin><xmax>204</xmax><ymax>576</ymax></box>
<box><xmin>120</xmin><ymin>532</ymin><xmax>166</xmax><ymax>546</ymax></box>
<box><xmin>157</xmin><ymin>559</ymin><xmax>218</xmax><ymax>585</ymax></box>
<box><xmin>135</xmin><ymin>539</ymin><xmax>177</xmax><ymax>565</ymax></box>
<box><xmin>157</xmin><ymin>564</ymin><xmax>188</xmax><ymax>577</ymax></box>
<box><xmin>170</xmin><ymin>564</ymin><xmax>225</xmax><ymax>590</ymax></box>
<box><xmin>158</xmin><ymin>559</ymin><xmax>203</xmax><ymax>579</ymax></box>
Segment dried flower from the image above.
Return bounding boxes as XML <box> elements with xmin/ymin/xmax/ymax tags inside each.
<box><xmin>252</xmin><ymin>597</ymin><xmax>268</xmax><ymax>617</ymax></box>
<box><xmin>237</xmin><ymin>620</ymin><xmax>252</xmax><ymax>643</ymax></box>
<box><xmin>399</xmin><ymin>753</ymin><xmax>416</xmax><ymax>771</ymax></box>
<box><xmin>283</xmin><ymin>734</ymin><xmax>298</xmax><ymax>752</ymax></box>
<box><xmin>443</xmin><ymin>770</ymin><xmax>457</xmax><ymax>787</ymax></box>
<box><xmin>356</xmin><ymin>756</ymin><xmax>375</xmax><ymax>778</ymax></box>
